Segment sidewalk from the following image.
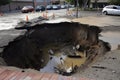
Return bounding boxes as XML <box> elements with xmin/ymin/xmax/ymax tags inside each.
<box><xmin>0</xmin><ymin>66</ymin><xmax>94</xmax><ymax>80</ymax></box>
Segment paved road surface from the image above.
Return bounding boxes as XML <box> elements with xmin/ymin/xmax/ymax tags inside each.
<box><xmin>0</xmin><ymin>9</ymin><xmax>74</xmax><ymax>30</ymax></box>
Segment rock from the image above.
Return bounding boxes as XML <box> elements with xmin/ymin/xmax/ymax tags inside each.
<box><xmin>76</xmin><ymin>44</ymin><xmax>80</xmax><ymax>49</ymax></box>
<box><xmin>0</xmin><ymin>57</ymin><xmax>6</xmax><ymax>65</ymax></box>
<box><xmin>72</xmin><ymin>46</ymin><xmax>76</xmax><ymax>50</ymax></box>
<box><xmin>117</xmin><ymin>44</ymin><xmax>120</xmax><ymax>50</ymax></box>
<box><xmin>112</xmin><ymin>70</ymin><xmax>116</xmax><ymax>73</ymax></box>
<box><xmin>92</xmin><ymin>65</ymin><xmax>107</xmax><ymax>69</ymax></box>
<box><xmin>48</xmin><ymin>49</ymin><xmax>54</xmax><ymax>55</ymax></box>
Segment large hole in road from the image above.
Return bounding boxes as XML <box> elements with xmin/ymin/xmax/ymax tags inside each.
<box><xmin>1</xmin><ymin>22</ymin><xmax>110</xmax><ymax>75</ymax></box>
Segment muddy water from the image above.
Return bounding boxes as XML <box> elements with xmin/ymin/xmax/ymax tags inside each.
<box><xmin>40</xmin><ymin>44</ymin><xmax>86</xmax><ymax>73</ymax></box>
<box><xmin>100</xmin><ymin>31</ymin><xmax>120</xmax><ymax>50</ymax></box>
<box><xmin>57</xmin><ymin>52</ymin><xmax>86</xmax><ymax>73</ymax></box>
<box><xmin>64</xmin><ymin>56</ymin><xmax>86</xmax><ymax>68</ymax></box>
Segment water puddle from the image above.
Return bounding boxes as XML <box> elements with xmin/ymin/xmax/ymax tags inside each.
<box><xmin>40</xmin><ymin>43</ymin><xmax>86</xmax><ymax>74</ymax></box>
<box><xmin>100</xmin><ymin>31</ymin><xmax>120</xmax><ymax>50</ymax></box>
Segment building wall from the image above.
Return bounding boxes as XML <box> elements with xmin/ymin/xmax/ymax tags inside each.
<box><xmin>12</xmin><ymin>0</ymin><xmax>32</xmax><ymax>1</ymax></box>
<box><xmin>91</xmin><ymin>0</ymin><xmax>108</xmax><ymax>3</ymax></box>
<box><xmin>91</xmin><ymin>0</ymin><xmax>109</xmax><ymax>8</ymax></box>
<box><xmin>0</xmin><ymin>1</ymin><xmax>33</xmax><ymax>12</ymax></box>
<box><xmin>36</xmin><ymin>0</ymin><xmax>66</xmax><ymax>5</ymax></box>
<box><xmin>36</xmin><ymin>0</ymin><xmax>51</xmax><ymax>6</ymax></box>
<box><xmin>0</xmin><ymin>0</ymin><xmax>66</xmax><ymax>12</ymax></box>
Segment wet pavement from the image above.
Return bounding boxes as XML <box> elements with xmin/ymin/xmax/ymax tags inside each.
<box><xmin>100</xmin><ymin>31</ymin><xmax>120</xmax><ymax>50</ymax></box>
<box><xmin>0</xmin><ymin>9</ymin><xmax>73</xmax><ymax>30</ymax></box>
<box><xmin>0</xmin><ymin>12</ymin><xmax>45</xmax><ymax>30</ymax></box>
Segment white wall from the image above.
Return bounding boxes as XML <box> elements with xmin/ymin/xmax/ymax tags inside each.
<box><xmin>36</xmin><ymin>0</ymin><xmax>50</xmax><ymax>2</ymax></box>
<box><xmin>91</xmin><ymin>0</ymin><xmax>108</xmax><ymax>3</ymax></box>
<box><xmin>12</xmin><ymin>0</ymin><xmax>32</xmax><ymax>1</ymax></box>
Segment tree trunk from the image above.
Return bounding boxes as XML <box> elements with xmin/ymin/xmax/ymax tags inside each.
<box><xmin>94</xmin><ymin>0</ymin><xmax>98</xmax><ymax>8</ymax></box>
<box><xmin>88</xmin><ymin>0</ymin><xmax>91</xmax><ymax>8</ymax></box>
<box><xmin>83</xmin><ymin>0</ymin><xmax>89</xmax><ymax>9</ymax></box>
<box><xmin>0</xmin><ymin>6</ymin><xmax>1</xmax><ymax>13</ymax></box>
<box><xmin>8</xmin><ymin>3</ymin><xmax>11</xmax><ymax>12</ymax></box>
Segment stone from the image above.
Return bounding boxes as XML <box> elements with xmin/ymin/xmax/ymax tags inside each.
<box><xmin>117</xmin><ymin>44</ymin><xmax>120</xmax><ymax>50</ymax></box>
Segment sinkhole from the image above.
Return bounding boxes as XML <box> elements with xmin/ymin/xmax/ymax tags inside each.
<box><xmin>0</xmin><ymin>22</ymin><xmax>110</xmax><ymax>75</ymax></box>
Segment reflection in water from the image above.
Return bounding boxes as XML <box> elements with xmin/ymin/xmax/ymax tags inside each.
<box><xmin>99</xmin><ymin>31</ymin><xmax>120</xmax><ymax>50</ymax></box>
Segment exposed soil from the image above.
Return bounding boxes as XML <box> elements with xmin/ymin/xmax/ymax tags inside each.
<box><xmin>0</xmin><ymin>22</ymin><xmax>110</xmax><ymax>75</ymax></box>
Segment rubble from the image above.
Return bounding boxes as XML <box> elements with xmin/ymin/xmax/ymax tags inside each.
<box><xmin>92</xmin><ymin>66</ymin><xmax>107</xmax><ymax>69</ymax></box>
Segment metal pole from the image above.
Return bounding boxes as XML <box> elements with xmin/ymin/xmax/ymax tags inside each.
<box><xmin>33</xmin><ymin>0</ymin><xmax>35</xmax><ymax>9</ymax></box>
<box><xmin>44</xmin><ymin>0</ymin><xmax>47</xmax><ymax>7</ymax></box>
<box><xmin>76</xmin><ymin>0</ymin><xmax>79</xmax><ymax>18</ymax></box>
<box><xmin>44</xmin><ymin>0</ymin><xmax>47</xmax><ymax>11</ymax></box>
<box><xmin>9</xmin><ymin>3</ymin><xmax>11</xmax><ymax>12</ymax></box>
